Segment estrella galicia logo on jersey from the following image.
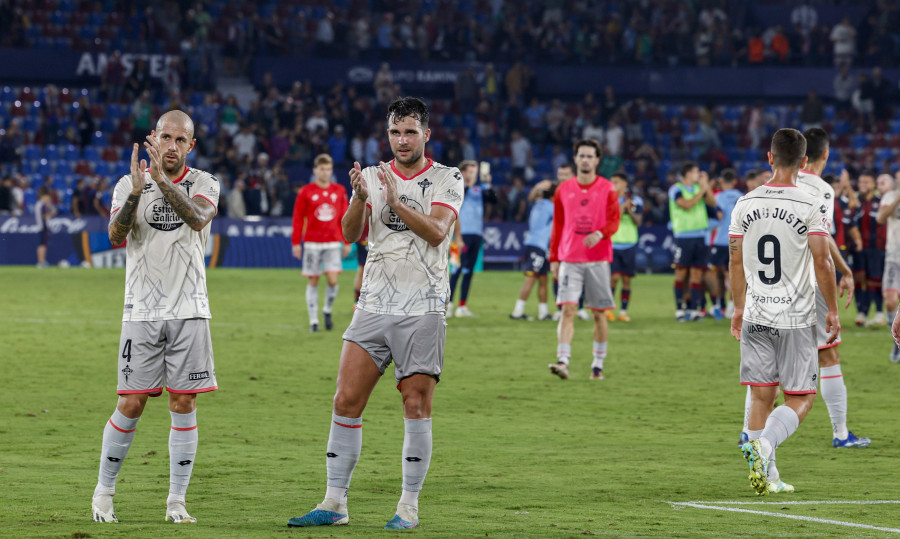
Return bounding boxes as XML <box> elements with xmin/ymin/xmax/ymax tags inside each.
<box><xmin>189</xmin><ymin>371</ymin><xmax>210</xmax><ymax>381</ymax></box>
<box><xmin>121</xmin><ymin>365</ymin><xmax>133</xmax><ymax>381</ymax></box>
<box><xmin>177</xmin><ymin>460</ymin><xmax>193</xmax><ymax>466</ymax></box>
<box><xmin>144</xmin><ymin>197</ymin><xmax>185</xmax><ymax>231</ymax></box>
<box><xmin>381</xmin><ymin>195</ymin><xmax>424</xmax><ymax>231</ymax></box>
<box><xmin>417</xmin><ymin>178</ymin><xmax>432</xmax><ymax>196</ymax></box>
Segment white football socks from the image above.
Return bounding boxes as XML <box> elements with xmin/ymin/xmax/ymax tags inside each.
<box><xmin>168</xmin><ymin>410</ymin><xmax>198</xmax><ymax>498</ymax></box>
<box><xmin>538</xmin><ymin>302</ymin><xmax>549</xmax><ymax>319</ymax></box>
<box><xmin>400</xmin><ymin>418</ymin><xmax>432</xmax><ymax>509</ymax></box>
<box><xmin>306</xmin><ymin>285</ymin><xmax>319</xmax><ymax>326</ymax></box>
<box><xmin>325</xmin><ymin>414</ymin><xmax>362</xmax><ymax>501</ymax></box>
<box><xmin>512</xmin><ymin>299</ymin><xmax>526</xmax><ymax>317</ymax></box>
<box><xmin>820</xmin><ymin>365</ymin><xmax>848</xmax><ymax>439</ymax></box>
<box><xmin>96</xmin><ymin>408</ymin><xmax>139</xmax><ymax>494</ymax></box>
<box><xmin>592</xmin><ymin>341</ymin><xmax>607</xmax><ymax>370</ymax></box>
<box><xmin>324</xmin><ymin>285</ymin><xmax>339</xmax><ymax>314</ymax></box>
<box><xmin>556</xmin><ymin>344</ymin><xmax>571</xmax><ymax>364</ymax></box>
<box><xmin>759</xmin><ymin>405</ymin><xmax>799</xmax><ymax>461</ymax></box>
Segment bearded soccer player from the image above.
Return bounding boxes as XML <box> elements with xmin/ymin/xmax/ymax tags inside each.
<box><xmin>547</xmin><ymin>139</ymin><xmax>620</xmax><ymax>380</ymax></box>
<box><xmin>292</xmin><ymin>154</ymin><xmax>351</xmax><ymax>332</ymax></box>
<box><xmin>731</xmin><ymin>128</ymin><xmax>841</xmax><ymax>495</ymax></box>
<box><xmin>288</xmin><ymin>97</ymin><xmax>463</xmax><ymax>530</ymax></box>
<box><xmin>92</xmin><ymin>111</ymin><xmax>219</xmax><ymax>524</ymax></box>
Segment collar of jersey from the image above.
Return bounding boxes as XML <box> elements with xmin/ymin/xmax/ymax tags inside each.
<box><xmin>390</xmin><ymin>158</ymin><xmax>433</xmax><ymax>181</ymax></box>
<box><xmin>146</xmin><ymin>166</ymin><xmax>190</xmax><ymax>184</ymax></box>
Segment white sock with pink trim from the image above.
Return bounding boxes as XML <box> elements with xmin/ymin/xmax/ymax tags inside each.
<box><xmin>95</xmin><ymin>408</ymin><xmax>139</xmax><ymax>495</ymax></box>
<box><xmin>324</xmin><ymin>413</ymin><xmax>362</xmax><ymax>502</ymax></box>
<box><xmin>169</xmin><ymin>410</ymin><xmax>198</xmax><ymax>500</ymax></box>
<box><xmin>820</xmin><ymin>365</ymin><xmax>848</xmax><ymax>439</ymax></box>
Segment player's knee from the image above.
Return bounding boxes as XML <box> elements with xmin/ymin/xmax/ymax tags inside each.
<box><xmin>561</xmin><ymin>304</ymin><xmax>576</xmax><ymax>318</ymax></box>
<box><xmin>168</xmin><ymin>394</ymin><xmax>196</xmax><ymax>414</ymax></box>
<box><xmin>332</xmin><ymin>390</ymin><xmax>364</xmax><ymax>417</ymax></box>
<box><xmin>117</xmin><ymin>394</ymin><xmax>148</xmax><ymax>418</ymax></box>
<box><xmin>401</xmin><ymin>392</ymin><xmax>430</xmax><ymax>419</ymax></box>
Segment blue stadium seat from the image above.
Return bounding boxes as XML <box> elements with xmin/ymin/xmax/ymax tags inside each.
<box><xmin>83</xmin><ymin>146</ymin><xmax>100</xmax><ymax>161</ymax></box>
<box><xmin>852</xmin><ymin>134</ymin><xmax>869</xmax><ymax>149</ymax></box>
<box><xmin>92</xmin><ymin>131</ymin><xmax>108</xmax><ymax>146</ymax></box>
<box><xmin>64</xmin><ymin>144</ymin><xmax>79</xmax><ymax>160</ymax></box>
<box><xmin>823</xmin><ymin>106</ymin><xmax>836</xmax><ymax>121</ymax></box>
<box><xmin>24</xmin><ymin>145</ymin><xmax>41</xmax><ymax>160</ymax></box>
<box><xmin>723</xmin><ymin>106</ymin><xmax>741</xmax><ymax>122</ymax></box>
<box><xmin>890</xmin><ymin>121</ymin><xmax>900</xmax><ymax>135</ymax></box>
<box><xmin>877</xmin><ymin>148</ymin><xmax>893</xmax><ymax>162</ymax></box>
<box><xmin>52</xmin><ymin>174</ymin><xmax>68</xmax><ymax>190</ymax></box>
<box><xmin>834</xmin><ymin>120</ymin><xmax>851</xmax><ymax>135</ymax></box>
<box><xmin>24</xmin><ymin>188</ymin><xmax>37</xmax><ymax>214</ymax></box>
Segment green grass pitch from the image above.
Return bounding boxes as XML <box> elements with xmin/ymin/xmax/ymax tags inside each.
<box><xmin>1</xmin><ymin>266</ymin><xmax>899</xmax><ymax>538</ymax></box>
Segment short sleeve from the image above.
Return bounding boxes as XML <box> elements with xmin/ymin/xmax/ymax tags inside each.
<box><xmin>727</xmin><ymin>198</ymin><xmax>744</xmax><ymax>237</ymax></box>
<box><xmin>633</xmin><ymin>195</ymin><xmax>644</xmax><ymax>213</ymax></box>
<box><xmin>110</xmin><ymin>175</ymin><xmax>136</xmax><ymax>217</ymax></box>
<box><xmin>668</xmin><ymin>185</ymin><xmax>681</xmax><ymax>202</ymax></box>
<box><xmin>192</xmin><ymin>173</ymin><xmax>220</xmax><ymax>213</ymax></box>
<box><xmin>806</xmin><ymin>201</ymin><xmax>830</xmax><ymax>236</ymax></box>
<box><xmin>431</xmin><ymin>167</ymin><xmax>465</xmax><ymax>216</ymax></box>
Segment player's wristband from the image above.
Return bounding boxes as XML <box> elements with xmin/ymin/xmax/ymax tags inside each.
<box><xmin>593</xmin><ymin>230</ymin><xmax>604</xmax><ymax>240</ymax></box>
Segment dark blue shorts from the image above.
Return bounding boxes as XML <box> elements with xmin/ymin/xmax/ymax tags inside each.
<box><xmin>853</xmin><ymin>247</ymin><xmax>885</xmax><ymax>279</ymax></box>
<box><xmin>673</xmin><ymin>237</ymin><xmax>708</xmax><ymax>269</ymax></box>
<box><xmin>356</xmin><ymin>240</ymin><xmax>368</xmax><ymax>266</ymax></box>
<box><xmin>453</xmin><ymin>234</ymin><xmax>483</xmax><ymax>274</ymax></box>
<box><xmin>611</xmin><ymin>246</ymin><xmax>637</xmax><ymax>277</ymax></box>
<box><xmin>709</xmin><ymin>245</ymin><xmax>729</xmax><ymax>269</ymax></box>
<box><xmin>38</xmin><ymin>229</ymin><xmax>50</xmax><ymax>247</ymax></box>
<box><xmin>523</xmin><ymin>245</ymin><xmax>549</xmax><ymax>276</ymax></box>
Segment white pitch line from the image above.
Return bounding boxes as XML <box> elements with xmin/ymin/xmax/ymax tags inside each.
<box><xmin>670</xmin><ymin>502</ymin><xmax>900</xmax><ymax>534</ymax></box>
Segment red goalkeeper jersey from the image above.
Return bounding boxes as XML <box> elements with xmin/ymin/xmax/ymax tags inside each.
<box><xmin>291</xmin><ymin>182</ymin><xmax>349</xmax><ymax>245</ymax></box>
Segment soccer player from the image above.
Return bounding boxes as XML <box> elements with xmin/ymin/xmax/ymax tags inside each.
<box><xmin>669</xmin><ymin>162</ymin><xmax>716</xmax><ymax>321</ymax></box>
<box><xmin>710</xmin><ymin>170</ymin><xmax>742</xmax><ymax>319</ymax></box>
<box><xmin>91</xmin><ymin>111</ymin><xmax>219</xmax><ymax>524</ymax></box>
<box><xmin>547</xmin><ymin>139</ymin><xmax>620</xmax><ymax>380</ymax></box>
<box><xmin>288</xmin><ymin>97</ymin><xmax>463</xmax><ymax>530</ymax></box>
<box><xmin>34</xmin><ymin>186</ymin><xmax>57</xmax><ymax>268</ymax></box>
<box><xmin>447</xmin><ymin>160</ymin><xmax>496</xmax><ymax>317</ymax></box>
<box><xmin>609</xmin><ymin>173</ymin><xmax>642</xmax><ymax>322</ymax></box>
<box><xmin>510</xmin><ymin>179</ymin><xmax>556</xmax><ymax>321</ymax></box>
<box><xmin>550</xmin><ymin>163</ymin><xmax>591</xmax><ymax>321</ymax></box>
<box><xmin>876</xmin><ymin>173</ymin><xmax>900</xmax><ymax>361</ymax></box>
<box><xmin>291</xmin><ymin>154</ymin><xmax>352</xmax><ymax>332</ymax></box>
<box><xmin>731</xmin><ymin>128</ymin><xmax>841</xmax><ymax>495</ymax></box>
<box><xmin>852</xmin><ymin>170</ymin><xmax>886</xmax><ymax>327</ymax></box>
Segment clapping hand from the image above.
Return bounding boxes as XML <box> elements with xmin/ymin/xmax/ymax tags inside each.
<box><xmin>129</xmin><ymin>143</ymin><xmax>147</xmax><ymax>195</ymax></box>
<box><xmin>376</xmin><ymin>161</ymin><xmax>399</xmax><ymax>207</ymax></box>
<box><xmin>349</xmin><ymin>161</ymin><xmax>369</xmax><ymax>201</ymax></box>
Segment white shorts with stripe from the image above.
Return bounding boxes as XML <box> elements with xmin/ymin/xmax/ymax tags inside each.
<box><xmin>883</xmin><ymin>258</ymin><xmax>900</xmax><ymax>297</ymax></box>
<box><xmin>117</xmin><ymin>319</ymin><xmax>217</xmax><ymax>396</ymax></box>
<box><xmin>739</xmin><ymin>320</ymin><xmax>818</xmax><ymax>395</ymax></box>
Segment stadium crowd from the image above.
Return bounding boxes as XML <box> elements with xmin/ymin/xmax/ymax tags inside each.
<box><xmin>3</xmin><ymin>0</ymin><xmax>900</xmax><ymax>69</ymax></box>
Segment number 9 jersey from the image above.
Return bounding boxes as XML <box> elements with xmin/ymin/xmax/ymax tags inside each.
<box><xmin>728</xmin><ymin>184</ymin><xmax>830</xmax><ymax>329</ymax></box>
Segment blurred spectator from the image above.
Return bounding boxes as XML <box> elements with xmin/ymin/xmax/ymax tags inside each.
<box><xmin>833</xmin><ymin>65</ymin><xmax>856</xmax><ymax>113</ymax></box>
<box><xmin>327</xmin><ymin>125</ymin><xmax>348</xmax><ymax>166</ymax></box>
<box><xmin>854</xmin><ymin>72</ymin><xmax>875</xmax><ymax>124</ymax></box>
<box><xmin>605</xmin><ymin>117</ymin><xmax>624</xmax><ymax>157</ymax></box>
<box><xmin>233</xmin><ymin>124</ymin><xmax>258</xmax><ymax>161</ymax></box>
<box><xmin>455</xmin><ymin>67</ymin><xmax>478</xmax><ymax>112</ymax></box>
<box><xmin>104</xmin><ymin>51</ymin><xmax>126</xmax><ymax>104</ymax></box>
<box><xmin>800</xmin><ymin>90</ymin><xmax>824</xmax><ymax>131</ymax></box>
<box><xmin>870</xmin><ymin>67</ymin><xmax>892</xmax><ymax>118</ymax></box>
<box><xmin>374</xmin><ymin>63</ymin><xmax>395</xmax><ymax>104</ymax></box>
<box><xmin>509</xmin><ymin>130</ymin><xmax>533</xmax><ymax>179</ymax></box>
<box><xmin>0</xmin><ymin>176</ymin><xmax>12</xmax><ymax>214</ymax></box>
<box><xmin>76</xmin><ymin>97</ymin><xmax>96</xmax><ymax>149</ymax></box>
<box><xmin>830</xmin><ymin>17</ymin><xmax>856</xmax><ymax>67</ymax></box>
<box><xmin>131</xmin><ymin>91</ymin><xmax>153</xmax><ymax>145</ymax></box>
<box><xmin>791</xmin><ymin>4</ymin><xmax>818</xmax><ymax>36</ymax></box>
<box><xmin>506</xmin><ymin>175</ymin><xmax>529</xmax><ymax>222</ymax></box>
<box><xmin>228</xmin><ymin>180</ymin><xmax>246</xmax><ymax>218</ymax></box>
<box><xmin>125</xmin><ymin>58</ymin><xmax>151</xmax><ymax>102</ymax></box>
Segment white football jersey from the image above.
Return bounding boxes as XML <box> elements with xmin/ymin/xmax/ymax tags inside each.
<box><xmin>110</xmin><ymin>167</ymin><xmax>220</xmax><ymax>322</ymax></box>
<box><xmin>356</xmin><ymin>159</ymin><xmax>464</xmax><ymax>316</ymax></box>
<box><xmin>729</xmin><ymin>183</ymin><xmax>830</xmax><ymax>329</ymax></box>
<box><xmin>797</xmin><ymin>170</ymin><xmax>835</xmax><ymax>233</ymax></box>
<box><xmin>880</xmin><ymin>190</ymin><xmax>900</xmax><ymax>260</ymax></box>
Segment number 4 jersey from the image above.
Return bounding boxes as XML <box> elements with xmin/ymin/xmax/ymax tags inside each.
<box><xmin>728</xmin><ymin>183</ymin><xmax>830</xmax><ymax>329</ymax></box>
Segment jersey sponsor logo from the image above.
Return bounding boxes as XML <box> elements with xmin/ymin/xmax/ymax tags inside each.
<box><xmin>314</xmin><ymin>203</ymin><xmax>337</xmax><ymax>222</ymax></box>
<box><xmin>746</xmin><ymin>324</ymin><xmax>781</xmax><ymax>336</ymax></box>
<box><xmin>189</xmin><ymin>371</ymin><xmax>210</xmax><ymax>381</ymax></box>
<box><xmin>144</xmin><ymin>197</ymin><xmax>185</xmax><ymax>231</ymax></box>
<box><xmin>417</xmin><ymin>178</ymin><xmax>432</xmax><ymax>196</ymax></box>
<box><xmin>444</xmin><ymin>188</ymin><xmax>462</xmax><ymax>203</ymax></box>
<box><xmin>750</xmin><ymin>293</ymin><xmax>792</xmax><ymax>304</ymax></box>
<box><xmin>381</xmin><ymin>195</ymin><xmax>424</xmax><ymax>231</ymax></box>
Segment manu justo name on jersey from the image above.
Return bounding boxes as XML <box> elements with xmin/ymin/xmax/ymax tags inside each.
<box><xmin>739</xmin><ymin>205</ymin><xmax>812</xmax><ymax>235</ymax></box>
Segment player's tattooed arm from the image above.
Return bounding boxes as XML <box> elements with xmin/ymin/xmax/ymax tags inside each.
<box><xmin>155</xmin><ymin>180</ymin><xmax>216</xmax><ymax>231</ymax></box>
<box><xmin>109</xmin><ymin>193</ymin><xmax>141</xmax><ymax>246</ymax></box>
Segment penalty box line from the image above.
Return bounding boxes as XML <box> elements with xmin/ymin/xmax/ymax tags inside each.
<box><xmin>669</xmin><ymin>501</ymin><xmax>900</xmax><ymax>534</ymax></box>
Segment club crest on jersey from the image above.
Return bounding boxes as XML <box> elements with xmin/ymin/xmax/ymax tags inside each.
<box><xmin>315</xmin><ymin>203</ymin><xmax>336</xmax><ymax>222</ymax></box>
<box><xmin>382</xmin><ymin>195</ymin><xmax>424</xmax><ymax>231</ymax></box>
<box><xmin>145</xmin><ymin>197</ymin><xmax>184</xmax><ymax>231</ymax></box>
<box><xmin>417</xmin><ymin>178</ymin><xmax>432</xmax><ymax>196</ymax></box>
